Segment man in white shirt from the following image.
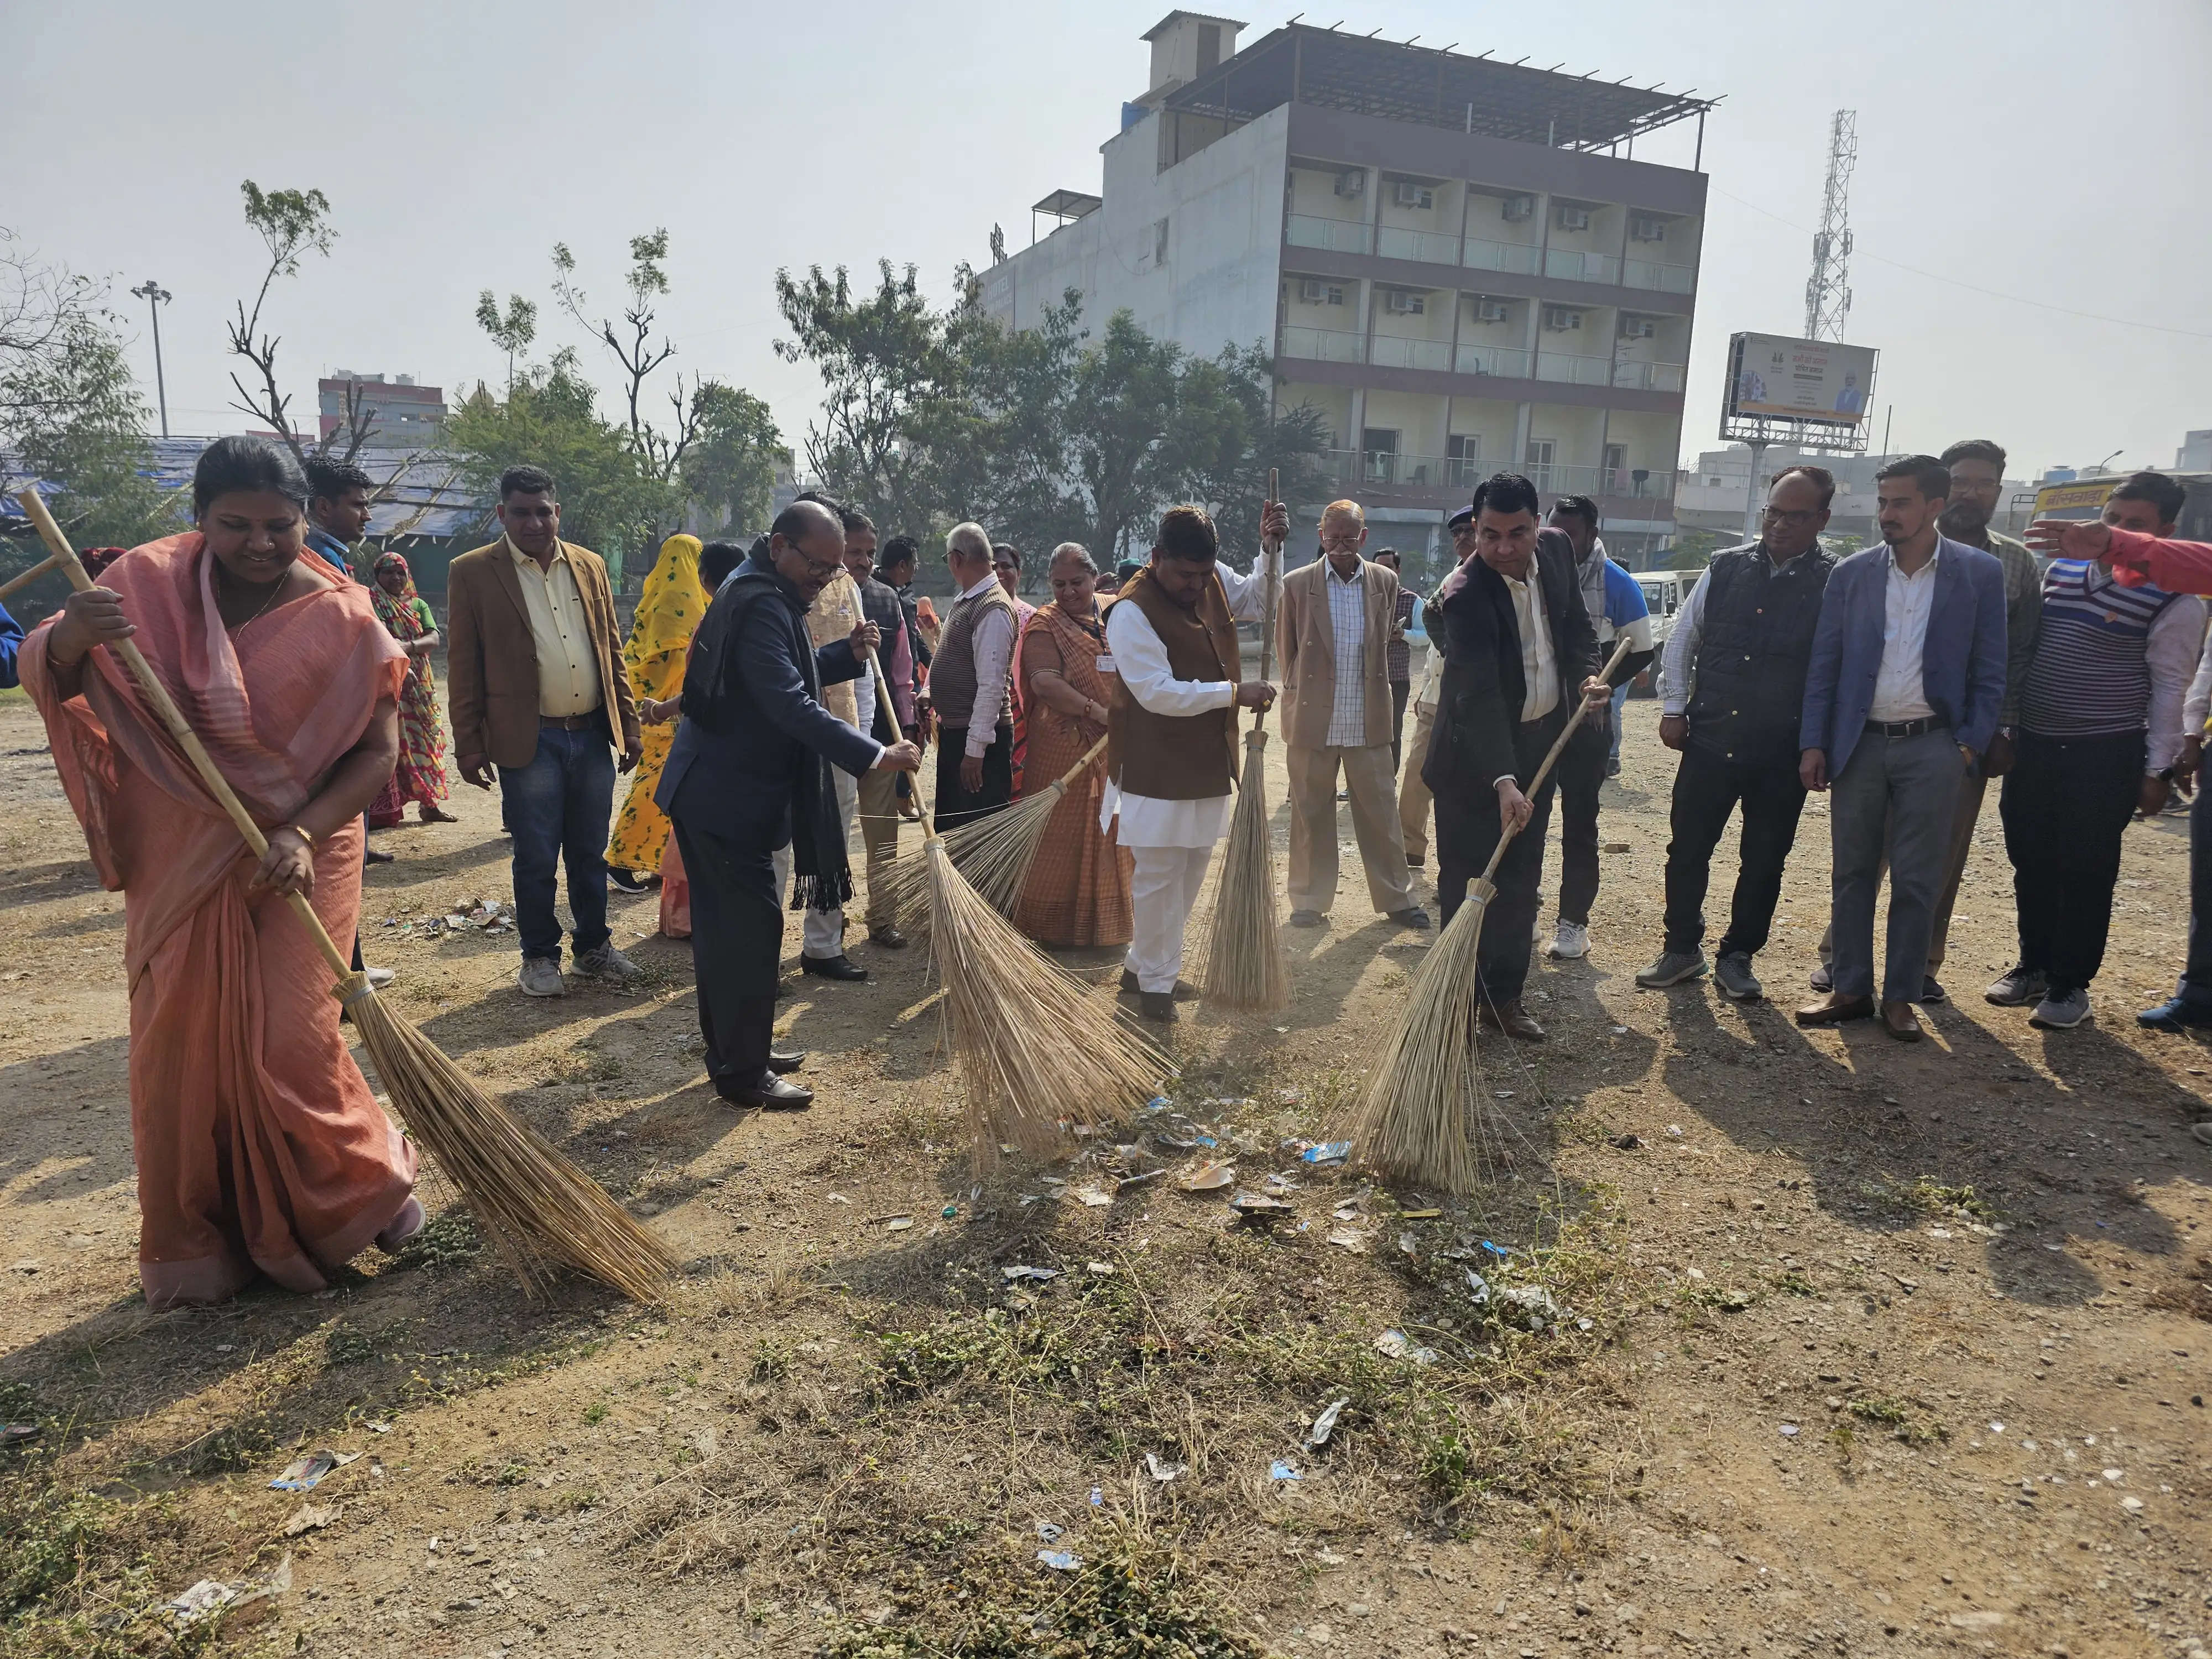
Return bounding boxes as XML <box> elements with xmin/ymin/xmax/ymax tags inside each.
<box><xmin>1102</xmin><ymin>504</ymin><xmax>1279</xmax><ymax>1023</ymax></box>
<box><xmin>1275</xmin><ymin>499</ymin><xmax>1426</xmax><ymax>930</ymax></box>
<box><xmin>1397</xmin><ymin>507</ymin><xmax>1475</xmax><ymax>868</ymax></box>
<box><xmin>1795</xmin><ymin>457</ymin><xmax>2007</xmax><ymax>1041</ymax></box>
<box><xmin>925</xmin><ymin>523</ymin><xmax>1019</xmax><ymax>831</ymax></box>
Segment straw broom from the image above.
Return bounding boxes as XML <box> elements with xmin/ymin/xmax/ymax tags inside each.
<box><xmin>1199</xmin><ymin>471</ymin><xmax>1291</xmax><ymax>1013</ymax></box>
<box><xmin>1344</xmin><ymin>633</ymin><xmax>1636</xmax><ymax>1193</ymax></box>
<box><xmin>863</xmin><ymin>653</ymin><xmax>1171</xmax><ymax>1164</ymax></box>
<box><xmin>0</xmin><ymin>551</ymin><xmax>63</xmax><ymax>601</ymax></box>
<box><xmin>873</xmin><ymin>732</ymin><xmax>1107</xmax><ymax>932</ymax></box>
<box><xmin>15</xmin><ymin>491</ymin><xmax>677</xmax><ymax>1305</ymax></box>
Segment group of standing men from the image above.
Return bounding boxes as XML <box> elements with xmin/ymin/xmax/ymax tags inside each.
<box><xmin>1639</xmin><ymin>442</ymin><xmax>2205</xmax><ymax>1041</ymax></box>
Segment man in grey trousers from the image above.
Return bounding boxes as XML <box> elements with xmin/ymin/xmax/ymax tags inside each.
<box><xmin>1794</xmin><ymin>456</ymin><xmax>2007</xmax><ymax>1042</ymax></box>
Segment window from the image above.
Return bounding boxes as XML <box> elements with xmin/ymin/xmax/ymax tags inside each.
<box><xmin>1525</xmin><ymin>440</ymin><xmax>1556</xmax><ymax>491</ymax></box>
<box><xmin>1603</xmin><ymin>443</ymin><xmax>1627</xmax><ymax>493</ymax></box>
<box><xmin>1197</xmin><ymin>23</ymin><xmax>1221</xmax><ymax>73</ymax></box>
<box><xmin>1447</xmin><ymin>434</ymin><xmax>1481</xmax><ymax>487</ymax></box>
<box><xmin>1155</xmin><ymin>218</ymin><xmax>1171</xmax><ymax>266</ymax></box>
<box><xmin>1362</xmin><ymin>427</ymin><xmax>1401</xmax><ymax>486</ymax></box>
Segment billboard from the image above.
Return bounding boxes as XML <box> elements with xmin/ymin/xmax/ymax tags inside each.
<box><xmin>1725</xmin><ymin>333</ymin><xmax>1879</xmax><ymax>430</ymax></box>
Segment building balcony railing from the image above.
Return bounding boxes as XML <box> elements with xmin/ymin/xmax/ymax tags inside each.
<box><xmin>1375</xmin><ymin>225</ymin><xmax>1463</xmax><ymax>265</ymax></box>
<box><xmin>1543</xmin><ymin>248</ymin><xmax>1623</xmax><ymax>285</ymax></box>
<box><xmin>1611</xmin><ymin>359</ymin><xmax>1687</xmax><ymax>392</ymax></box>
<box><xmin>1321</xmin><ymin>448</ymin><xmax>1484</xmax><ymax>491</ymax></box>
<box><xmin>1280</xmin><ymin>325</ymin><xmax>1366</xmax><ymax>364</ymax></box>
<box><xmin>1285</xmin><ymin>213</ymin><xmax>1373</xmax><ymax>255</ymax></box>
<box><xmin>1523</xmin><ymin>463</ymin><xmax>1678</xmax><ymax>503</ymax></box>
<box><xmin>1535</xmin><ymin>349</ymin><xmax>1615</xmax><ymax>387</ymax></box>
<box><xmin>1623</xmin><ymin>257</ymin><xmax>1696</xmax><ymax>295</ymax></box>
<box><xmin>1461</xmin><ymin>236</ymin><xmax>1542</xmax><ymax>276</ymax></box>
<box><xmin>1368</xmin><ymin>333</ymin><xmax>1454</xmax><ymax>373</ymax></box>
<box><xmin>1454</xmin><ymin>342</ymin><xmax>1532</xmax><ymax>378</ymax></box>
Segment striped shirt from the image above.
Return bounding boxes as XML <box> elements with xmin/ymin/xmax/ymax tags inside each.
<box><xmin>2018</xmin><ymin>559</ymin><xmax>2203</xmax><ymax>771</ymax></box>
<box><xmin>1324</xmin><ymin>561</ymin><xmax>1368</xmax><ymax>747</ymax></box>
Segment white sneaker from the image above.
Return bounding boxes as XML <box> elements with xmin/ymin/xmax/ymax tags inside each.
<box><xmin>518</xmin><ymin>957</ymin><xmax>567</xmax><ymax>997</ymax></box>
<box><xmin>1547</xmin><ymin>920</ymin><xmax>1590</xmax><ymax>960</ymax></box>
<box><xmin>364</xmin><ymin>965</ymin><xmax>396</xmax><ymax>990</ymax></box>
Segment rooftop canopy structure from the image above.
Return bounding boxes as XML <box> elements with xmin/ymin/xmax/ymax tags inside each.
<box><xmin>1159</xmin><ymin>23</ymin><xmax>1716</xmax><ymax>155</ymax></box>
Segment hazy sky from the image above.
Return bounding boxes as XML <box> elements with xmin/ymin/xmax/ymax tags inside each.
<box><xmin>14</xmin><ymin>0</ymin><xmax>2211</xmax><ymax>481</ymax></box>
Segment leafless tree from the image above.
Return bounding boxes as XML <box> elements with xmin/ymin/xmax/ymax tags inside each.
<box><xmin>224</xmin><ymin>182</ymin><xmax>377</xmax><ymax>462</ymax></box>
<box><xmin>551</xmin><ymin>231</ymin><xmax>710</xmax><ymax>485</ymax></box>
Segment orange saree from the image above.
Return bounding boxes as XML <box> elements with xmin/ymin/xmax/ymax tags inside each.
<box><xmin>1011</xmin><ymin>603</ymin><xmax>1131</xmax><ymax>947</ymax></box>
<box><xmin>22</xmin><ymin>535</ymin><xmax>420</xmax><ymax>1310</ymax></box>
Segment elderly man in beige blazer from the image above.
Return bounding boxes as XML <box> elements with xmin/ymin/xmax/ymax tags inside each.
<box><xmin>1277</xmin><ymin>499</ymin><xmax>1428</xmax><ymax>930</ymax></box>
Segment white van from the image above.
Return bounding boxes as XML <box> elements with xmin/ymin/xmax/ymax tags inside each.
<box><xmin>1634</xmin><ymin>568</ymin><xmax>1702</xmax><ymax>697</ymax></box>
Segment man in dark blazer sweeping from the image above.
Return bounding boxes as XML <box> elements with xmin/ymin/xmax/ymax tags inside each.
<box><xmin>657</xmin><ymin>501</ymin><xmax>921</xmax><ymax>1108</ymax></box>
<box><xmin>1423</xmin><ymin>473</ymin><xmax>1613</xmax><ymax>1041</ymax></box>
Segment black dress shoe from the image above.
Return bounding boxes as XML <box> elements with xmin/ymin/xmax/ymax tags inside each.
<box><xmin>800</xmin><ymin>953</ymin><xmax>869</xmax><ymax>982</ymax></box>
<box><xmin>869</xmin><ymin>926</ymin><xmax>910</xmax><ymax>950</ymax></box>
<box><xmin>1138</xmin><ymin>991</ymin><xmax>1178</xmax><ymax>1024</ymax></box>
<box><xmin>363</xmin><ymin>847</ymin><xmax>395</xmax><ymax>865</ymax></box>
<box><xmin>605</xmin><ymin>866</ymin><xmax>651</xmax><ymax>895</ymax></box>
<box><xmin>1119</xmin><ymin>969</ymin><xmax>1196</xmax><ymax>1000</ymax></box>
<box><xmin>768</xmin><ymin>1050</ymin><xmax>806</xmax><ymax>1073</ymax></box>
<box><xmin>717</xmin><ymin>1074</ymin><xmax>814</xmax><ymax>1110</ymax></box>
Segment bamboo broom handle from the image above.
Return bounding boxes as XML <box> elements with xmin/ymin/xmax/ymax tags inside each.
<box><xmin>1251</xmin><ymin>467</ymin><xmax>1281</xmax><ymax>738</ymax></box>
<box><xmin>15</xmin><ymin>490</ymin><xmax>354</xmax><ymax>982</ymax></box>
<box><xmin>867</xmin><ymin>648</ymin><xmax>939</xmax><ymax>844</ymax></box>
<box><xmin>1474</xmin><ymin>632</ymin><xmax>1636</xmax><ymax>886</ymax></box>
<box><xmin>0</xmin><ymin>550</ymin><xmax>62</xmax><ymax>601</ymax></box>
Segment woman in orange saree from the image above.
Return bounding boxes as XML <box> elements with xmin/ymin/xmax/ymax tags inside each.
<box><xmin>21</xmin><ymin>437</ymin><xmax>422</xmax><ymax>1310</ymax></box>
<box><xmin>1012</xmin><ymin>543</ymin><xmax>1131</xmax><ymax>947</ymax></box>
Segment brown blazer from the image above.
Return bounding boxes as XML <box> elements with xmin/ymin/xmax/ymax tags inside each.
<box><xmin>1276</xmin><ymin>555</ymin><xmax>1401</xmax><ymax>750</ymax></box>
<box><xmin>445</xmin><ymin>538</ymin><xmax>640</xmax><ymax>770</ymax></box>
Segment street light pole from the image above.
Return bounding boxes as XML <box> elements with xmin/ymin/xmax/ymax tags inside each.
<box><xmin>130</xmin><ymin>280</ymin><xmax>172</xmax><ymax>438</ymax></box>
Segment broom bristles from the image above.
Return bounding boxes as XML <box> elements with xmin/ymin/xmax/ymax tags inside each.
<box><xmin>1336</xmin><ymin>878</ymin><xmax>1497</xmax><ymax>1194</ymax></box>
<box><xmin>874</xmin><ymin>779</ymin><xmax>1067</xmax><ymax>937</ymax></box>
<box><xmin>920</xmin><ymin>839</ymin><xmax>1174</xmax><ymax>1167</ymax></box>
<box><xmin>1199</xmin><ymin>729</ymin><xmax>1291</xmax><ymax>1013</ymax></box>
<box><xmin>343</xmin><ymin>975</ymin><xmax>679</xmax><ymax>1303</ymax></box>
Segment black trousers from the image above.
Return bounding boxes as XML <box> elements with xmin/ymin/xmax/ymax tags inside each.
<box><xmin>2000</xmin><ymin>728</ymin><xmax>2146</xmax><ymax>995</ymax></box>
<box><xmin>1552</xmin><ymin>722</ymin><xmax>1609</xmax><ymax>925</ymax></box>
<box><xmin>2179</xmin><ymin>764</ymin><xmax>2212</xmax><ymax>1010</ymax></box>
<box><xmin>670</xmin><ymin>816</ymin><xmax>782</xmax><ymax>1092</ymax></box>
<box><xmin>1389</xmin><ymin>679</ymin><xmax>1411</xmax><ymax>769</ymax></box>
<box><xmin>936</xmin><ymin>721</ymin><xmax>1014</xmax><ymax>831</ymax></box>
<box><xmin>1434</xmin><ymin>708</ymin><xmax>1566</xmax><ymax>1005</ymax></box>
<box><xmin>1662</xmin><ymin>742</ymin><xmax>1810</xmax><ymax>958</ymax></box>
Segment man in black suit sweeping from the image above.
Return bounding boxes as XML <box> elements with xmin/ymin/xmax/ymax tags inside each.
<box><xmin>658</xmin><ymin>500</ymin><xmax>921</xmax><ymax>1108</ymax></box>
<box><xmin>1422</xmin><ymin>473</ymin><xmax>1611</xmax><ymax>1042</ymax></box>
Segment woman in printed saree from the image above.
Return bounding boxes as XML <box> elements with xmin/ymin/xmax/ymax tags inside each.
<box><xmin>364</xmin><ymin>550</ymin><xmax>455</xmax><ymax>827</ymax></box>
<box><xmin>20</xmin><ymin>437</ymin><xmax>423</xmax><ymax>1310</ymax></box>
<box><xmin>1012</xmin><ymin>542</ymin><xmax>1132</xmax><ymax>947</ymax></box>
<box><xmin>607</xmin><ymin>533</ymin><xmax>708</xmax><ymax>890</ymax></box>
<box><xmin>647</xmin><ymin>538</ymin><xmax>746</xmax><ymax>938</ymax></box>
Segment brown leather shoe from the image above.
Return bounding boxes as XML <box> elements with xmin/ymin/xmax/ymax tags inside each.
<box><xmin>1478</xmin><ymin>998</ymin><xmax>1546</xmax><ymax>1041</ymax></box>
<box><xmin>1795</xmin><ymin>993</ymin><xmax>1875</xmax><ymax>1027</ymax></box>
<box><xmin>1880</xmin><ymin>1000</ymin><xmax>1923</xmax><ymax>1042</ymax></box>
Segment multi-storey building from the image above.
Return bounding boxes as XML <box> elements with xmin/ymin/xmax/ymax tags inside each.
<box><xmin>980</xmin><ymin>13</ymin><xmax>1715</xmax><ymax>565</ymax></box>
<box><xmin>320</xmin><ymin>372</ymin><xmax>447</xmax><ymax>450</ymax></box>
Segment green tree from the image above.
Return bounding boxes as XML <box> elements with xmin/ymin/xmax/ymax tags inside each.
<box><xmin>441</xmin><ymin>351</ymin><xmax>668</xmax><ymax>560</ymax></box>
<box><xmin>682</xmin><ymin>383</ymin><xmax>787</xmax><ymax>534</ymax></box>
<box><xmin>223</xmin><ymin>182</ymin><xmax>375</xmax><ymax>460</ymax></box>
<box><xmin>474</xmin><ymin>291</ymin><xmax>538</xmax><ymax>389</ymax></box>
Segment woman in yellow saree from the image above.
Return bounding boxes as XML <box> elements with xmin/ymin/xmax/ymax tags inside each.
<box><xmin>607</xmin><ymin>534</ymin><xmax>707</xmax><ymax>889</ymax></box>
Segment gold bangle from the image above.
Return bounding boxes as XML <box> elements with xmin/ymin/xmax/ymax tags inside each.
<box><xmin>277</xmin><ymin>823</ymin><xmax>316</xmax><ymax>847</ymax></box>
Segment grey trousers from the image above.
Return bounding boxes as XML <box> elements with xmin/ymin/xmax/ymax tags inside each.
<box><xmin>1828</xmin><ymin>727</ymin><xmax>1968</xmax><ymax>1004</ymax></box>
<box><xmin>1815</xmin><ymin>765</ymin><xmax>1987</xmax><ymax>975</ymax></box>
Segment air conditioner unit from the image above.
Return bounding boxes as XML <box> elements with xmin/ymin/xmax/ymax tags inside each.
<box><xmin>1542</xmin><ymin>306</ymin><xmax>1584</xmax><ymax>331</ymax></box>
<box><xmin>1556</xmin><ymin>205</ymin><xmax>1592</xmax><ymax>232</ymax></box>
<box><xmin>1473</xmin><ymin>298</ymin><xmax>1511</xmax><ymax>323</ymax></box>
<box><xmin>1391</xmin><ymin>180</ymin><xmax>1435</xmax><ymax>210</ymax></box>
<box><xmin>1500</xmin><ymin>194</ymin><xmax>1535</xmax><ymax>222</ymax></box>
<box><xmin>1297</xmin><ymin>278</ymin><xmax>1327</xmax><ymax>304</ymax></box>
<box><xmin>1384</xmin><ymin>289</ymin><xmax>1427</xmax><ymax>315</ymax></box>
<box><xmin>1333</xmin><ymin>169</ymin><xmax>1366</xmax><ymax>199</ymax></box>
<box><xmin>1629</xmin><ymin>213</ymin><xmax>1667</xmax><ymax>243</ymax></box>
<box><xmin>1619</xmin><ymin>315</ymin><xmax>1657</xmax><ymax>340</ymax></box>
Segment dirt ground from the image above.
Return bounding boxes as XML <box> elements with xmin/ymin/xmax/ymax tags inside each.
<box><xmin>2</xmin><ymin>675</ymin><xmax>2208</xmax><ymax>1659</ymax></box>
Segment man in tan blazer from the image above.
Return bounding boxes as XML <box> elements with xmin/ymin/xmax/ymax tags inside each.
<box><xmin>446</xmin><ymin>464</ymin><xmax>644</xmax><ymax>997</ymax></box>
<box><xmin>1276</xmin><ymin>499</ymin><xmax>1427</xmax><ymax>930</ymax></box>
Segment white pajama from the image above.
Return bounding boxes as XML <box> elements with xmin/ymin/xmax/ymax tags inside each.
<box><xmin>1126</xmin><ymin>845</ymin><xmax>1218</xmax><ymax>994</ymax></box>
<box><xmin>773</xmin><ymin>765</ymin><xmax>860</xmax><ymax>959</ymax></box>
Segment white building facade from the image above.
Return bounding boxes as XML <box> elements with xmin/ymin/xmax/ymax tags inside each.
<box><xmin>980</xmin><ymin>14</ymin><xmax>1714</xmax><ymax>564</ymax></box>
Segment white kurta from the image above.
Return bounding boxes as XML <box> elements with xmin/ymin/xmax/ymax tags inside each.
<box><xmin>1099</xmin><ymin>560</ymin><xmax>1264</xmax><ymax>848</ymax></box>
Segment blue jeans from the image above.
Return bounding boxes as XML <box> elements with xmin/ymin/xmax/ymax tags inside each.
<box><xmin>499</xmin><ymin>726</ymin><xmax>616</xmax><ymax>963</ymax></box>
<box><xmin>1608</xmin><ymin>683</ymin><xmax>1628</xmax><ymax>765</ymax></box>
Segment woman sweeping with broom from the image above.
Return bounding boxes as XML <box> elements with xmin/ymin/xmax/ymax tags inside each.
<box><xmin>20</xmin><ymin>437</ymin><xmax>425</xmax><ymax>1308</ymax></box>
<box><xmin>1011</xmin><ymin>542</ymin><xmax>1131</xmax><ymax>947</ymax></box>
<box><xmin>605</xmin><ymin>532</ymin><xmax>708</xmax><ymax>894</ymax></box>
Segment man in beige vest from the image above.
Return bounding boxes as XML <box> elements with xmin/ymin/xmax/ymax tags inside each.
<box><xmin>1102</xmin><ymin>505</ymin><xmax>1279</xmax><ymax>1023</ymax></box>
<box><xmin>1277</xmin><ymin>499</ymin><xmax>1427</xmax><ymax>930</ymax></box>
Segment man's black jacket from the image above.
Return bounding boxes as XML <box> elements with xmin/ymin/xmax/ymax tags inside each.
<box><xmin>1421</xmin><ymin>526</ymin><xmax>1602</xmax><ymax>796</ymax></box>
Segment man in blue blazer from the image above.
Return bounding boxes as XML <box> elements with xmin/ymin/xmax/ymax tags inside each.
<box><xmin>659</xmin><ymin>500</ymin><xmax>921</xmax><ymax>1108</ymax></box>
<box><xmin>1795</xmin><ymin>456</ymin><xmax>2007</xmax><ymax>1041</ymax></box>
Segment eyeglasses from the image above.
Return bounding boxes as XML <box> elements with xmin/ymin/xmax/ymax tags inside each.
<box><xmin>1319</xmin><ymin>535</ymin><xmax>1363</xmax><ymax>551</ymax></box>
<box><xmin>800</xmin><ymin>557</ymin><xmax>843</xmax><ymax>579</ymax></box>
<box><xmin>1761</xmin><ymin>507</ymin><xmax>1822</xmax><ymax>528</ymax></box>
